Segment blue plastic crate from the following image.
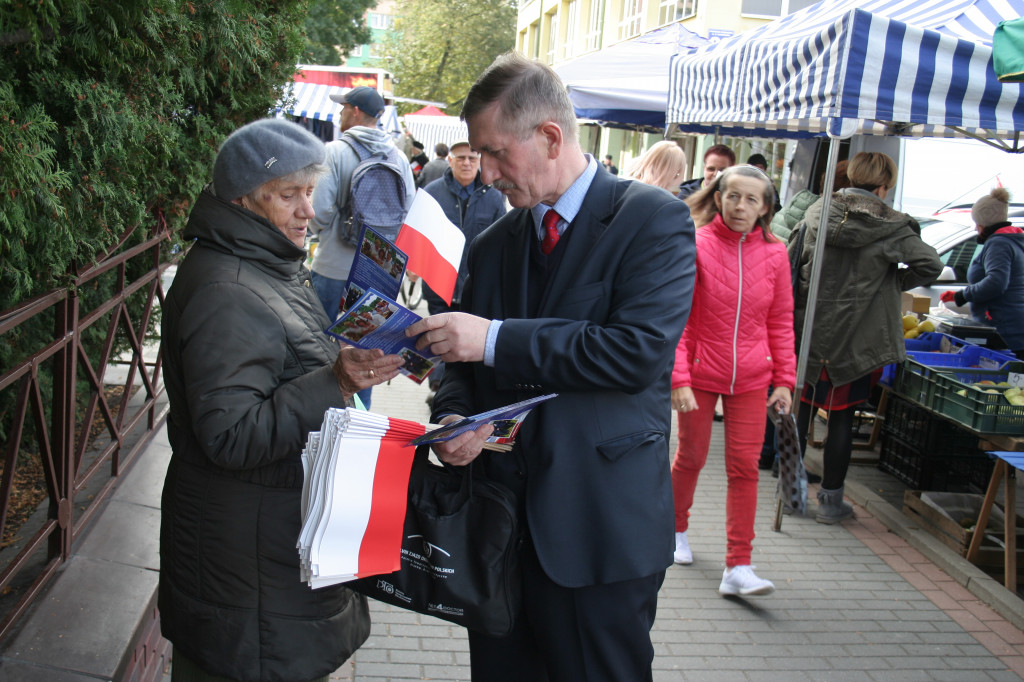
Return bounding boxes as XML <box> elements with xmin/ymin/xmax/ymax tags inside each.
<box><xmin>907</xmin><ymin>345</ymin><xmax>1016</xmax><ymax>370</ymax></box>
<box><xmin>904</xmin><ymin>332</ymin><xmax>973</xmax><ymax>353</ymax></box>
<box><xmin>884</xmin><ymin>344</ymin><xmax>1017</xmax><ymax>398</ymax></box>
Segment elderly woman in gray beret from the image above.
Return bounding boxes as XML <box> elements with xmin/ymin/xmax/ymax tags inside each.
<box><xmin>159</xmin><ymin>118</ymin><xmax>403</xmax><ymax>682</ymax></box>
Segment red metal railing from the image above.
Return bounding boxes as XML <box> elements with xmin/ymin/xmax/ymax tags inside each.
<box><xmin>0</xmin><ymin>226</ymin><xmax>172</xmax><ymax>642</ymax></box>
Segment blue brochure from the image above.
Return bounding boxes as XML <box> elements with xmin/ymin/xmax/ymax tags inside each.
<box><xmin>341</xmin><ymin>225</ymin><xmax>408</xmax><ymax>315</ymax></box>
<box><xmin>325</xmin><ymin>288</ymin><xmax>437</xmax><ymax>384</ymax></box>
<box><xmin>410</xmin><ymin>394</ymin><xmax>558</xmax><ymax>447</ymax></box>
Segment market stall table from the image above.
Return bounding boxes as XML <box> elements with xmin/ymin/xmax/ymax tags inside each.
<box><xmin>967</xmin><ymin>450</ymin><xmax>1024</xmax><ymax>593</ymax></box>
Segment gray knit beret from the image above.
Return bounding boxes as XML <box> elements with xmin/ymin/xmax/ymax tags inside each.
<box><xmin>213</xmin><ymin>118</ymin><xmax>326</xmax><ymax>201</ymax></box>
<box><xmin>971</xmin><ymin>187</ymin><xmax>1011</xmax><ymax>227</ymax></box>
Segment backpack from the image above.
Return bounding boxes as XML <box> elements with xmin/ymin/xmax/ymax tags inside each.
<box><xmin>338</xmin><ymin>137</ymin><xmax>413</xmax><ymax>246</ymax></box>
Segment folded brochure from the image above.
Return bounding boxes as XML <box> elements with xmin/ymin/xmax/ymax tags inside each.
<box><xmin>410</xmin><ymin>393</ymin><xmax>558</xmax><ymax>447</ymax></box>
<box><xmin>324</xmin><ymin>287</ymin><xmax>438</xmax><ymax>384</ymax></box>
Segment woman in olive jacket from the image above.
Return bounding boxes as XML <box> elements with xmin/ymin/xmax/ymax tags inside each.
<box><xmin>159</xmin><ymin>119</ymin><xmax>403</xmax><ymax>682</ymax></box>
<box><xmin>790</xmin><ymin>152</ymin><xmax>942</xmax><ymax>524</ymax></box>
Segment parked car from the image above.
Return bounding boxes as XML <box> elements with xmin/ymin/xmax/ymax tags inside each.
<box><xmin>907</xmin><ymin>202</ymin><xmax>1024</xmax><ymax>313</ymax></box>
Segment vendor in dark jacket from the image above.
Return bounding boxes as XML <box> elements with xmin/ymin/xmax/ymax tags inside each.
<box><xmin>942</xmin><ymin>187</ymin><xmax>1024</xmax><ymax>358</ymax></box>
<box><xmin>159</xmin><ymin>118</ymin><xmax>404</xmax><ymax>682</ymax></box>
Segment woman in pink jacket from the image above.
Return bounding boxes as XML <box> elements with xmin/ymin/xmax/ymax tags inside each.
<box><xmin>672</xmin><ymin>164</ymin><xmax>796</xmax><ymax>597</ymax></box>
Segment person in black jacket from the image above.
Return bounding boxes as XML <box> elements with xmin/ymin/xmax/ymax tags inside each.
<box><xmin>159</xmin><ymin>118</ymin><xmax>404</xmax><ymax>682</ymax></box>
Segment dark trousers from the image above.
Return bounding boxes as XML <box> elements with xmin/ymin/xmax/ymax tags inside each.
<box><xmin>468</xmin><ymin>537</ymin><xmax>664</xmax><ymax>682</ymax></box>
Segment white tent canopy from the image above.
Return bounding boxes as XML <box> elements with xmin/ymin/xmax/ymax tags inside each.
<box><xmin>667</xmin><ymin>0</ymin><xmax>1024</xmax><ymax>149</ymax></box>
<box><xmin>555</xmin><ymin>22</ymin><xmax>709</xmax><ymax>128</ymax></box>
<box><xmin>402</xmin><ymin>115</ymin><xmax>469</xmax><ymax>158</ymax></box>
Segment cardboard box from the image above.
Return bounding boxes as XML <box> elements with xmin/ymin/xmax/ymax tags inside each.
<box><xmin>902</xmin><ymin>490</ymin><xmax>1024</xmax><ymax>568</ymax></box>
<box><xmin>902</xmin><ymin>291</ymin><xmax>931</xmax><ymax>314</ymax></box>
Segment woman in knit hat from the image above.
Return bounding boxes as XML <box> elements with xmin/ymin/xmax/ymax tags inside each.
<box><xmin>159</xmin><ymin>118</ymin><xmax>404</xmax><ymax>681</ymax></box>
<box><xmin>941</xmin><ymin>187</ymin><xmax>1024</xmax><ymax>358</ymax></box>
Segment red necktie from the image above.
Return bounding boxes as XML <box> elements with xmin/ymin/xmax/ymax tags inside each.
<box><xmin>541</xmin><ymin>209</ymin><xmax>561</xmax><ymax>255</ymax></box>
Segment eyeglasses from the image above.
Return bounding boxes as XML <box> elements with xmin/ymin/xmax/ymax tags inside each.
<box><xmin>452</xmin><ymin>154</ymin><xmax>479</xmax><ymax>163</ymax></box>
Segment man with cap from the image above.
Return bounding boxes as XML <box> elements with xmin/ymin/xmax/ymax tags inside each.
<box><xmin>420</xmin><ymin>140</ymin><xmax>508</xmax><ymax>397</ymax></box>
<box><xmin>159</xmin><ymin>118</ymin><xmax>403</xmax><ymax>681</ymax></box>
<box><xmin>309</xmin><ymin>86</ymin><xmax>415</xmax><ymax>408</ymax></box>
<box><xmin>421</xmin><ymin>140</ymin><xmax>507</xmax><ymax>317</ymax></box>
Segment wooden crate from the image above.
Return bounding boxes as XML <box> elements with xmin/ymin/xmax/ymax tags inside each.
<box><xmin>902</xmin><ymin>490</ymin><xmax>1024</xmax><ymax>569</ymax></box>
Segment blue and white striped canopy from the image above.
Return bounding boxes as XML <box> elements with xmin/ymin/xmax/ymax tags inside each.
<box><xmin>667</xmin><ymin>0</ymin><xmax>1024</xmax><ymax>146</ymax></box>
<box><xmin>280</xmin><ymin>81</ymin><xmax>345</xmax><ymax>122</ymax></box>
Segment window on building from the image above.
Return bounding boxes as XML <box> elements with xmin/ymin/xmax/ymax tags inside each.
<box><xmin>563</xmin><ymin>0</ymin><xmax>579</xmax><ymax>60</ymax></box>
<box><xmin>659</xmin><ymin>0</ymin><xmax>697</xmax><ymax>25</ymax></box>
<box><xmin>740</xmin><ymin>0</ymin><xmax>817</xmax><ymax>17</ymax></box>
<box><xmin>546</xmin><ymin>11</ymin><xmax>559</xmax><ymax>64</ymax></box>
<box><xmin>367</xmin><ymin>12</ymin><xmax>392</xmax><ymax>30</ymax></box>
<box><xmin>349</xmin><ymin>45</ymin><xmax>365</xmax><ymax>59</ymax></box>
<box><xmin>369</xmin><ymin>42</ymin><xmax>384</xmax><ymax>59</ymax></box>
<box><xmin>618</xmin><ymin>0</ymin><xmax>644</xmax><ymax>41</ymax></box>
<box><xmin>585</xmin><ymin>0</ymin><xmax>605</xmax><ymax>52</ymax></box>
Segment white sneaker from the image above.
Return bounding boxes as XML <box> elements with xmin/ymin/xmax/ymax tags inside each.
<box><xmin>673</xmin><ymin>532</ymin><xmax>693</xmax><ymax>565</ymax></box>
<box><xmin>718</xmin><ymin>565</ymin><xmax>775</xmax><ymax>596</ymax></box>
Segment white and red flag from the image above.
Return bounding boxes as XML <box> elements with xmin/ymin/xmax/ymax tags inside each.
<box><xmin>394</xmin><ymin>191</ymin><xmax>465</xmax><ymax>305</ymax></box>
<box><xmin>299</xmin><ymin>409</ymin><xmax>426</xmax><ymax>587</ymax></box>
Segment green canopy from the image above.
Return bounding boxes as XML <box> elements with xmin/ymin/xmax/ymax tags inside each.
<box><xmin>994</xmin><ymin>17</ymin><xmax>1024</xmax><ymax>83</ymax></box>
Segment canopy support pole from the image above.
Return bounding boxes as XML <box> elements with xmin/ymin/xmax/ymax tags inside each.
<box><xmin>794</xmin><ymin>137</ymin><xmax>841</xmax><ymax>399</ymax></box>
<box><xmin>775</xmin><ymin>136</ymin><xmax>841</xmax><ymax>532</ymax></box>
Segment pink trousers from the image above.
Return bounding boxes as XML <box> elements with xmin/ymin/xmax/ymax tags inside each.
<box><xmin>671</xmin><ymin>387</ymin><xmax>767</xmax><ymax>567</ymax></box>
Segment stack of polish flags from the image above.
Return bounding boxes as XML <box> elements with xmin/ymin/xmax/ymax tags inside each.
<box><xmin>298</xmin><ymin>408</ymin><xmax>426</xmax><ymax>588</ymax></box>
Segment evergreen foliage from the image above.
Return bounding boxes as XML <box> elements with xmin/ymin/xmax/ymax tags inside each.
<box><xmin>0</xmin><ymin>0</ymin><xmax>311</xmax><ymax>312</ymax></box>
<box><xmin>375</xmin><ymin>0</ymin><xmax>517</xmax><ymax>115</ymax></box>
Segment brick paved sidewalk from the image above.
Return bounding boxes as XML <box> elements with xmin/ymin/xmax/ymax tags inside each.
<box><xmin>329</xmin><ymin>368</ymin><xmax>1024</xmax><ymax>681</ymax></box>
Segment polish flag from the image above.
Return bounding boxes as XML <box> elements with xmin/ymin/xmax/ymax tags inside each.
<box><xmin>300</xmin><ymin>410</ymin><xmax>426</xmax><ymax>586</ymax></box>
<box><xmin>395</xmin><ymin>191</ymin><xmax>465</xmax><ymax>305</ymax></box>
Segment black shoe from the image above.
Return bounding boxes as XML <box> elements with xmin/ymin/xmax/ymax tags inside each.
<box><xmin>771</xmin><ymin>458</ymin><xmax>779</xmax><ymax>479</ymax></box>
<box><xmin>806</xmin><ymin>471</ymin><xmax>822</xmax><ymax>484</ymax></box>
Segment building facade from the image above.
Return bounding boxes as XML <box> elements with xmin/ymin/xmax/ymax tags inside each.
<box><xmin>516</xmin><ymin>0</ymin><xmax>819</xmax><ymax>180</ymax></box>
<box><xmin>347</xmin><ymin>0</ymin><xmax>398</xmax><ymax>68</ymax></box>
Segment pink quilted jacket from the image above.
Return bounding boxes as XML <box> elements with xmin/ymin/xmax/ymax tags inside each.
<box><xmin>672</xmin><ymin>213</ymin><xmax>796</xmax><ymax>395</ymax></box>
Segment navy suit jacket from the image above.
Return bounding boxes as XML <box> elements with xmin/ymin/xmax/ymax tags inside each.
<box><xmin>432</xmin><ymin>169</ymin><xmax>697</xmax><ymax>588</ymax></box>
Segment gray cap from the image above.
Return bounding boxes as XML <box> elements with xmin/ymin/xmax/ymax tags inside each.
<box><xmin>213</xmin><ymin>118</ymin><xmax>326</xmax><ymax>201</ymax></box>
<box><xmin>329</xmin><ymin>86</ymin><xmax>385</xmax><ymax>118</ymax></box>
<box><xmin>972</xmin><ymin>187</ymin><xmax>1011</xmax><ymax>227</ymax></box>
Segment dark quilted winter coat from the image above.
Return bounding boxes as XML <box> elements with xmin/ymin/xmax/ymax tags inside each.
<box><xmin>159</xmin><ymin>188</ymin><xmax>370</xmax><ymax>682</ymax></box>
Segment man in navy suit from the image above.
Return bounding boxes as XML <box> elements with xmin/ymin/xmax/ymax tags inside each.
<box><xmin>406</xmin><ymin>52</ymin><xmax>696</xmax><ymax>681</ymax></box>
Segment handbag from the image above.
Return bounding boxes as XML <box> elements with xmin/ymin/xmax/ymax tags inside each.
<box><xmin>349</xmin><ymin>446</ymin><xmax>522</xmax><ymax>637</ymax></box>
<box><xmin>769</xmin><ymin>406</ymin><xmax>808</xmax><ymax>516</ymax></box>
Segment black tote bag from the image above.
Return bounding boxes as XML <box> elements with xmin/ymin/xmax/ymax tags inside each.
<box><xmin>349</xmin><ymin>447</ymin><xmax>522</xmax><ymax>637</ymax></box>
